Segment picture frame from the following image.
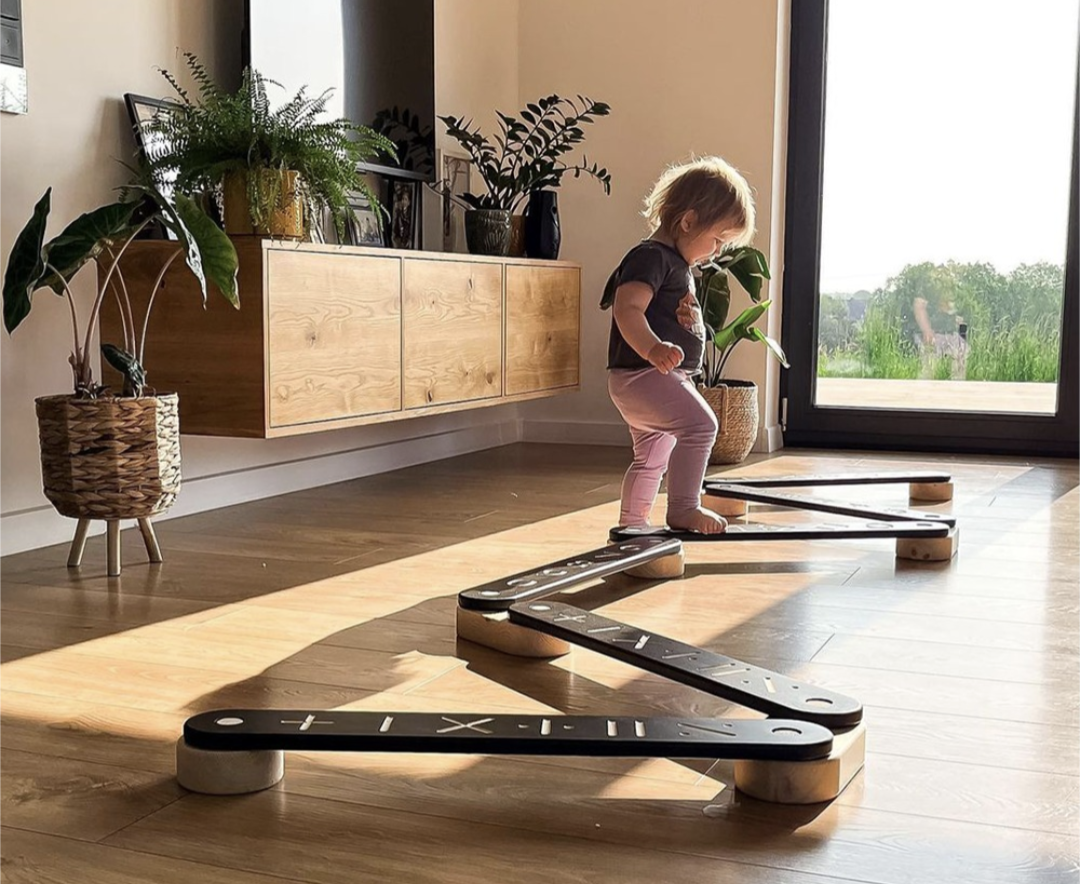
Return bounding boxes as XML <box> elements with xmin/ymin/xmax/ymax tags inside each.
<box><xmin>438</xmin><ymin>148</ymin><xmax>471</xmax><ymax>253</ymax></box>
<box><xmin>344</xmin><ymin>193</ymin><xmax>387</xmax><ymax>248</ymax></box>
<box><xmin>387</xmin><ymin>178</ymin><xmax>420</xmax><ymax>250</ymax></box>
<box><xmin>124</xmin><ymin>93</ymin><xmax>182</xmax><ymax>239</ymax></box>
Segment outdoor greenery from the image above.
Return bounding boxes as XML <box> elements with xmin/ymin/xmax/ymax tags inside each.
<box><xmin>817</xmin><ymin>260</ymin><xmax>1064</xmax><ymax>383</ymax></box>
<box><xmin>439</xmin><ymin>94</ymin><xmax>612</xmax><ymax>212</ymax></box>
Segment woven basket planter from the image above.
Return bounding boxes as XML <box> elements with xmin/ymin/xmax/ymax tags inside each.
<box><xmin>35</xmin><ymin>393</ymin><xmax>181</xmax><ymax>520</ymax></box>
<box><xmin>699</xmin><ymin>380</ymin><xmax>759</xmax><ymax>465</ymax></box>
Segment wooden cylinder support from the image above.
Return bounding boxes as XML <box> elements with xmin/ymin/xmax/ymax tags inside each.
<box><xmin>624</xmin><ymin>549</ymin><xmax>686</xmax><ymax>579</ymax></box>
<box><xmin>702</xmin><ymin>493</ymin><xmax>748</xmax><ymax>518</ymax></box>
<box><xmin>909</xmin><ymin>481</ymin><xmax>954</xmax><ymax>503</ymax></box>
<box><xmin>734</xmin><ymin>722</ymin><xmax>867</xmax><ymax>804</ymax></box>
<box><xmin>175</xmin><ymin>736</ymin><xmax>284</xmax><ymax>795</ymax></box>
<box><xmin>456</xmin><ymin>605</ymin><xmax>571</xmax><ymax>658</ymax></box>
<box><xmin>896</xmin><ymin>527</ymin><xmax>960</xmax><ymax>562</ymax></box>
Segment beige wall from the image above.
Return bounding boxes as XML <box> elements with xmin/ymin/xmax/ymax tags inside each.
<box><xmin>0</xmin><ymin>0</ymin><xmax>520</xmax><ymax>554</ymax></box>
<box><xmin>516</xmin><ymin>0</ymin><xmax>790</xmax><ymax>449</ymax></box>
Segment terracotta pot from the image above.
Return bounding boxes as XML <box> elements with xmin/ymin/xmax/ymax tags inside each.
<box><xmin>223</xmin><ymin>169</ymin><xmax>304</xmax><ymax>238</ymax></box>
<box><xmin>699</xmin><ymin>380</ymin><xmax>759</xmax><ymax>464</ymax></box>
<box><xmin>35</xmin><ymin>393</ymin><xmax>181</xmax><ymax>520</ymax></box>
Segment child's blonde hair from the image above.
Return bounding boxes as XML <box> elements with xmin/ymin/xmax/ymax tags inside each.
<box><xmin>643</xmin><ymin>156</ymin><xmax>756</xmax><ymax>248</ymax></box>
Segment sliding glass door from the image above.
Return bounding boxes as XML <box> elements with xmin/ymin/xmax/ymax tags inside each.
<box><xmin>782</xmin><ymin>0</ymin><xmax>1079</xmax><ymax>455</ymax></box>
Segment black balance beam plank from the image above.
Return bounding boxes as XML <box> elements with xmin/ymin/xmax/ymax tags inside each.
<box><xmin>608</xmin><ymin>521</ymin><xmax>950</xmax><ymax>544</ymax></box>
<box><xmin>509</xmin><ymin>601</ymin><xmax>863</xmax><ymax>730</ymax></box>
<box><xmin>704</xmin><ymin>483</ymin><xmax>957</xmax><ymax>528</ymax></box>
<box><xmin>703</xmin><ymin>470</ymin><xmax>951</xmax><ymax>489</ymax></box>
<box><xmin>458</xmin><ymin>536</ymin><xmax>683</xmax><ymax>612</ymax></box>
<box><xmin>184</xmin><ymin>709</ymin><xmax>833</xmax><ymax>761</ymax></box>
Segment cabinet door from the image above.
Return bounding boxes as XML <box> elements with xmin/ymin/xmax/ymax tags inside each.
<box><xmin>402</xmin><ymin>259</ymin><xmax>503</xmax><ymax>409</ymax></box>
<box><xmin>505</xmin><ymin>265</ymin><xmax>580</xmax><ymax>395</ymax></box>
<box><xmin>267</xmin><ymin>250</ymin><xmax>401</xmax><ymax>427</ymax></box>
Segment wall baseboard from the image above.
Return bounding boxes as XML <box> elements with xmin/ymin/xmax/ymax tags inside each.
<box><xmin>520</xmin><ymin>419</ymin><xmax>630</xmax><ymax>447</ymax></box>
<box><xmin>757</xmin><ymin>422</ymin><xmax>784</xmax><ymax>453</ymax></box>
<box><xmin>0</xmin><ymin>420</ymin><xmax>520</xmax><ymax>556</ymax></box>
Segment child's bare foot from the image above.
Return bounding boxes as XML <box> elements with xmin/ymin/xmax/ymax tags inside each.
<box><xmin>667</xmin><ymin>507</ymin><xmax>728</xmax><ymax>535</ymax></box>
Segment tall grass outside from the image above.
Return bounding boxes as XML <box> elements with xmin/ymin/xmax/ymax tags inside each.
<box><xmin>817</xmin><ymin>260</ymin><xmax>1064</xmax><ymax>384</ymax></box>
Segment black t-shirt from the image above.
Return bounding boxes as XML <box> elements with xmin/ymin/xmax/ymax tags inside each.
<box><xmin>602</xmin><ymin>240</ymin><xmax>703</xmax><ymax>373</ymax></box>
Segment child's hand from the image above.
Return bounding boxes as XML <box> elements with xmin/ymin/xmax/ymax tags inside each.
<box><xmin>677</xmin><ymin>293</ymin><xmax>704</xmax><ymax>335</ymax></box>
<box><xmin>647</xmin><ymin>341</ymin><xmax>684</xmax><ymax>374</ymax></box>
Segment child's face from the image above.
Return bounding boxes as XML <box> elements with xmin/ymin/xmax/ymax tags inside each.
<box><xmin>676</xmin><ymin>213</ymin><xmax>743</xmax><ymax>265</ymax></box>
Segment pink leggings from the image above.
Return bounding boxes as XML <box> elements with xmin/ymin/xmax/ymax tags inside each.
<box><xmin>607</xmin><ymin>368</ymin><xmax>719</xmax><ymax>527</ymax></box>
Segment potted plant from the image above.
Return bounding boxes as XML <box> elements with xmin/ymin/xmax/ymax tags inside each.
<box><xmin>147</xmin><ymin>53</ymin><xmax>396</xmax><ymax>241</ymax></box>
<box><xmin>696</xmin><ymin>247</ymin><xmax>789</xmax><ymax>464</ymax></box>
<box><xmin>2</xmin><ymin>183</ymin><xmax>239</xmax><ymax>573</ymax></box>
<box><xmin>439</xmin><ymin>94</ymin><xmax>612</xmax><ymax>257</ymax></box>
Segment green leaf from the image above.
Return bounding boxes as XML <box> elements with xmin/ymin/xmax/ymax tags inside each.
<box><xmin>726</xmin><ymin>247</ymin><xmax>771</xmax><ymax>303</ymax></box>
<box><xmin>713</xmin><ymin>301</ymin><xmax>770</xmax><ymax>352</ymax></box>
<box><xmin>3</xmin><ymin>189</ymin><xmax>51</xmax><ymax>333</ymax></box>
<box><xmin>174</xmin><ymin>194</ymin><xmax>239</xmax><ymax>308</ymax></box>
<box><xmin>748</xmin><ymin>326</ymin><xmax>789</xmax><ymax>367</ymax></box>
<box><xmin>101</xmin><ymin>342</ymin><xmax>146</xmax><ymax>397</ymax></box>
<box><xmin>698</xmin><ymin>268</ymin><xmax>731</xmax><ymax>332</ymax></box>
<box><xmin>39</xmin><ymin>201</ymin><xmax>139</xmax><ymax>294</ymax></box>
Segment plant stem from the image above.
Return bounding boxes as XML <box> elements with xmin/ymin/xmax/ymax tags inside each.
<box><xmin>45</xmin><ymin>262</ymin><xmax>84</xmax><ymax>384</ymax></box>
<box><xmin>81</xmin><ymin>219</ymin><xmax>151</xmax><ymax>375</ymax></box>
<box><xmin>104</xmin><ymin>249</ymin><xmax>137</xmax><ymax>354</ymax></box>
<box><xmin>139</xmin><ymin>247</ymin><xmax>184</xmax><ymax>365</ymax></box>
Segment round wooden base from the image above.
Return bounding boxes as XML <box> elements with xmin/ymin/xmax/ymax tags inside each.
<box><xmin>909</xmin><ymin>481</ymin><xmax>954</xmax><ymax>503</ymax></box>
<box><xmin>624</xmin><ymin>549</ymin><xmax>685</xmax><ymax>579</ymax></box>
<box><xmin>734</xmin><ymin>722</ymin><xmax>866</xmax><ymax>804</ymax></box>
<box><xmin>456</xmin><ymin>605</ymin><xmax>570</xmax><ymax>658</ymax></box>
<box><xmin>702</xmin><ymin>494</ymin><xmax>748</xmax><ymax>518</ymax></box>
<box><xmin>175</xmin><ymin>736</ymin><xmax>284</xmax><ymax>795</ymax></box>
<box><xmin>896</xmin><ymin>527</ymin><xmax>960</xmax><ymax>562</ymax></box>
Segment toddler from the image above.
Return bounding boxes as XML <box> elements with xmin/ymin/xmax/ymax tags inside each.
<box><xmin>601</xmin><ymin>157</ymin><xmax>756</xmax><ymax>534</ymax></box>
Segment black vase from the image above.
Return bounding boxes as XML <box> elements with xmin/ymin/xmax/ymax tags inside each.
<box><xmin>524</xmin><ymin>190</ymin><xmax>561</xmax><ymax>260</ymax></box>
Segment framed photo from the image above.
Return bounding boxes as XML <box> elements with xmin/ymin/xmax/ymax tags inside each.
<box><xmin>388</xmin><ymin>179</ymin><xmax>420</xmax><ymax>250</ymax></box>
<box><xmin>438</xmin><ymin>149</ymin><xmax>471</xmax><ymax>253</ymax></box>
<box><xmin>125</xmin><ymin>93</ymin><xmax>182</xmax><ymax>239</ymax></box>
<box><xmin>345</xmin><ymin>193</ymin><xmax>386</xmax><ymax>247</ymax></box>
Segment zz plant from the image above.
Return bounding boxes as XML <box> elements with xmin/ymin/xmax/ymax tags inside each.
<box><xmin>439</xmin><ymin>94</ymin><xmax>612</xmax><ymax>212</ymax></box>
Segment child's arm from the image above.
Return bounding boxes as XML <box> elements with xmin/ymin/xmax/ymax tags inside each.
<box><xmin>612</xmin><ymin>283</ymin><xmax>684</xmax><ymax>374</ymax></box>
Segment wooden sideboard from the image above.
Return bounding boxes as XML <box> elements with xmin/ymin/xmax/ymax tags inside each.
<box><xmin>101</xmin><ymin>240</ymin><xmax>581</xmax><ymax>438</ymax></box>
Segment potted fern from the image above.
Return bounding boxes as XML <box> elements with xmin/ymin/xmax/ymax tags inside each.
<box><xmin>696</xmin><ymin>247</ymin><xmax>788</xmax><ymax>464</ymax></box>
<box><xmin>146</xmin><ymin>54</ymin><xmax>395</xmax><ymax>241</ymax></box>
<box><xmin>2</xmin><ymin>183</ymin><xmax>238</xmax><ymax>574</ymax></box>
<box><xmin>439</xmin><ymin>94</ymin><xmax>612</xmax><ymax>256</ymax></box>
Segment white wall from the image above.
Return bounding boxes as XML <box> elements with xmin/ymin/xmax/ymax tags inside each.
<box><xmin>0</xmin><ymin>0</ymin><xmax>520</xmax><ymax>554</ymax></box>
<box><xmin>515</xmin><ymin>0</ymin><xmax>790</xmax><ymax>452</ymax></box>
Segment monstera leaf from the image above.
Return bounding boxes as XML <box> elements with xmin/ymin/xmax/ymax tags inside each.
<box><xmin>3</xmin><ymin>189</ymin><xmax>51</xmax><ymax>333</ymax></box>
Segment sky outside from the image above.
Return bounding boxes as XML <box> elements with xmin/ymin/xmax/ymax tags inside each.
<box><xmin>819</xmin><ymin>0</ymin><xmax>1079</xmax><ymax>295</ymax></box>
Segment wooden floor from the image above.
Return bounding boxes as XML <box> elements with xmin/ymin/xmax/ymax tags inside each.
<box><xmin>1</xmin><ymin>443</ymin><xmax>1077</xmax><ymax>883</ymax></box>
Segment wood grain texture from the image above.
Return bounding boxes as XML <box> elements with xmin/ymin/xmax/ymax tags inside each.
<box><xmin>403</xmin><ymin>259</ymin><xmax>502</xmax><ymax>408</ymax></box>
<box><xmin>101</xmin><ymin>239</ymin><xmax>268</xmax><ymax>437</ymax></box>
<box><xmin>267</xmin><ymin>249</ymin><xmax>402</xmax><ymax>426</ymax></box>
<box><xmin>505</xmin><ymin>264</ymin><xmax>581</xmax><ymax>395</ymax></box>
<box><xmin>1</xmin><ymin>446</ymin><xmax>1077</xmax><ymax>883</ymax></box>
